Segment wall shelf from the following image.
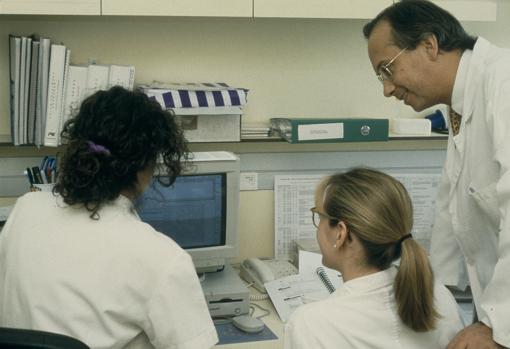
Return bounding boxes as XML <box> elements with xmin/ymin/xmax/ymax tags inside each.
<box><xmin>0</xmin><ymin>137</ymin><xmax>447</xmax><ymax>158</ymax></box>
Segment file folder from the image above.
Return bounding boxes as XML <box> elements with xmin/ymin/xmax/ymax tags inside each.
<box><xmin>270</xmin><ymin>118</ymin><xmax>389</xmax><ymax>143</ymax></box>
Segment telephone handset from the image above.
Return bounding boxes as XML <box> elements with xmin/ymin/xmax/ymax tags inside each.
<box><xmin>240</xmin><ymin>258</ymin><xmax>298</xmax><ymax>293</ymax></box>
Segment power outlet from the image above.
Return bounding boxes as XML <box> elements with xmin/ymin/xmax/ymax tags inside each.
<box><xmin>240</xmin><ymin>172</ymin><xmax>258</xmax><ymax>191</ymax></box>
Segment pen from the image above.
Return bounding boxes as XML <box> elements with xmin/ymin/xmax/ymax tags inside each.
<box><xmin>283</xmin><ymin>295</ymin><xmax>302</xmax><ymax>301</ymax></box>
<box><xmin>32</xmin><ymin>166</ymin><xmax>43</xmax><ymax>184</ymax></box>
<box><xmin>26</xmin><ymin>167</ymin><xmax>34</xmax><ymax>186</ymax></box>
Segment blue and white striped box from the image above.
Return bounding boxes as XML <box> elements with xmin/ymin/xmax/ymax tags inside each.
<box><xmin>139</xmin><ymin>83</ymin><xmax>248</xmax><ymax>142</ymax></box>
<box><xmin>139</xmin><ymin>83</ymin><xmax>248</xmax><ymax>110</ymax></box>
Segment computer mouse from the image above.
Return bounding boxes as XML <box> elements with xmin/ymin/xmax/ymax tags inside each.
<box><xmin>231</xmin><ymin>315</ymin><xmax>265</xmax><ymax>333</ymax></box>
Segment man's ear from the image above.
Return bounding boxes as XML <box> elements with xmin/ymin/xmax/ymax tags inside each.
<box><xmin>421</xmin><ymin>33</ymin><xmax>440</xmax><ymax>60</ymax></box>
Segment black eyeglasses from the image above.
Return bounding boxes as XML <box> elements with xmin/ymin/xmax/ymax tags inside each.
<box><xmin>310</xmin><ymin>207</ymin><xmax>338</xmax><ymax>228</ymax></box>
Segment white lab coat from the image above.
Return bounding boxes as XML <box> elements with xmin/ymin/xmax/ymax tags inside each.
<box><xmin>430</xmin><ymin>37</ymin><xmax>510</xmax><ymax>347</ymax></box>
<box><xmin>0</xmin><ymin>192</ymin><xmax>218</xmax><ymax>349</ymax></box>
<box><xmin>284</xmin><ymin>266</ymin><xmax>464</xmax><ymax>349</ymax></box>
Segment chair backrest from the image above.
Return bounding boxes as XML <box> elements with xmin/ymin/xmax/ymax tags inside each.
<box><xmin>0</xmin><ymin>327</ymin><xmax>89</xmax><ymax>349</ymax></box>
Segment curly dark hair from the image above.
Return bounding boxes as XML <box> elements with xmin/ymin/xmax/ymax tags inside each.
<box><xmin>54</xmin><ymin>86</ymin><xmax>189</xmax><ymax>218</ymax></box>
<box><xmin>363</xmin><ymin>0</ymin><xmax>477</xmax><ymax>52</ymax></box>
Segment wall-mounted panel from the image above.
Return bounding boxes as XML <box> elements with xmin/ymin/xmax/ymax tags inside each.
<box><xmin>0</xmin><ymin>0</ymin><xmax>100</xmax><ymax>15</ymax></box>
<box><xmin>102</xmin><ymin>0</ymin><xmax>253</xmax><ymax>17</ymax></box>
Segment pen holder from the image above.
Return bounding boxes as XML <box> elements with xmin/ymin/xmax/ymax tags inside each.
<box><xmin>30</xmin><ymin>184</ymin><xmax>54</xmax><ymax>192</ymax></box>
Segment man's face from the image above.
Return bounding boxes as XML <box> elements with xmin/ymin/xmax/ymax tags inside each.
<box><xmin>367</xmin><ymin>21</ymin><xmax>439</xmax><ymax>112</ymax></box>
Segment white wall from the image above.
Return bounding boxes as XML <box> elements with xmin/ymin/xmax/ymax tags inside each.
<box><xmin>1</xmin><ymin>0</ymin><xmax>509</xmax><ymax>138</ymax></box>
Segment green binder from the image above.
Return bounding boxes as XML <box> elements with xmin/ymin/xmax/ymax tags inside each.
<box><xmin>270</xmin><ymin>118</ymin><xmax>389</xmax><ymax>143</ymax></box>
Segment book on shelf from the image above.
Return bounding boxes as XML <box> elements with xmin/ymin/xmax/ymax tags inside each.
<box><xmin>27</xmin><ymin>40</ymin><xmax>40</xmax><ymax>144</ymax></box>
<box><xmin>8</xmin><ymin>35</ymin><xmax>21</xmax><ymax>145</ymax></box>
<box><xmin>85</xmin><ymin>64</ymin><xmax>109</xmax><ymax>98</ymax></box>
<box><xmin>36</xmin><ymin>37</ymin><xmax>51</xmax><ymax>147</ymax></box>
<box><xmin>62</xmin><ymin>65</ymin><xmax>88</xmax><ymax>125</ymax></box>
<box><xmin>270</xmin><ymin>117</ymin><xmax>389</xmax><ymax>143</ymax></box>
<box><xmin>108</xmin><ymin>65</ymin><xmax>135</xmax><ymax>90</ymax></box>
<box><xmin>44</xmin><ymin>44</ymin><xmax>68</xmax><ymax>147</ymax></box>
<box><xmin>7</xmin><ymin>33</ymin><xmax>137</xmax><ymax>146</ymax></box>
<box><xmin>20</xmin><ymin>36</ymin><xmax>31</xmax><ymax>145</ymax></box>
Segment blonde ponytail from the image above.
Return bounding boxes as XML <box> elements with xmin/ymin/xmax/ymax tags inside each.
<box><xmin>394</xmin><ymin>239</ymin><xmax>440</xmax><ymax>331</ymax></box>
<box><xmin>321</xmin><ymin>168</ymin><xmax>440</xmax><ymax>332</ymax></box>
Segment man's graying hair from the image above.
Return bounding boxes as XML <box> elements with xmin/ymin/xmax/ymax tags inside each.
<box><xmin>363</xmin><ymin>0</ymin><xmax>477</xmax><ymax>51</ymax></box>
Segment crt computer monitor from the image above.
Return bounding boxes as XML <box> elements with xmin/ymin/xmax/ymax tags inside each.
<box><xmin>134</xmin><ymin>153</ymin><xmax>240</xmax><ymax>273</ymax></box>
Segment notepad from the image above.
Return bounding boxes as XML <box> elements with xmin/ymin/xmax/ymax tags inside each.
<box><xmin>264</xmin><ymin>251</ymin><xmax>342</xmax><ymax>322</ymax></box>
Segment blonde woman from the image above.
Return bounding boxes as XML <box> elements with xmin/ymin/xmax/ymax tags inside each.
<box><xmin>284</xmin><ymin>168</ymin><xmax>464</xmax><ymax>349</ymax></box>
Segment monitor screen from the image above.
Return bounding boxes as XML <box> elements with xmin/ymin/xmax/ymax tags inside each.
<box><xmin>133</xmin><ymin>153</ymin><xmax>240</xmax><ymax>273</ymax></box>
<box><xmin>135</xmin><ymin>174</ymin><xmax>227</xmax><ymax>249</ymax></box>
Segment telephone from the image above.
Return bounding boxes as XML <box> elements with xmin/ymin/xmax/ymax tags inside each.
<box><xmin>240</xmin><ymin>258</ymin><xmax>298</xmax><ymax>293</ymax></box>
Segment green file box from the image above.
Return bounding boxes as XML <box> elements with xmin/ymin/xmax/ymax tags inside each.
<box><xmin>270</xmin><ymin>118</ymin><xmax>389</xmax><ymax>143</ymax></box>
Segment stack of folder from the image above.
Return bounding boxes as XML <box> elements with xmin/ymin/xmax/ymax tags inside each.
<box><xmin>270</xmin><ymin>118</ymin><xmax>389</xmax><ymax>143</ymax></box>
<box><xmin>9</xmin><ymin>33</ymin><xmax>135</xmax><ymax>147</ymax></box>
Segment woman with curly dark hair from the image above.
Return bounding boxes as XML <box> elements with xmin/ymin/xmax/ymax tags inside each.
<box><xmin>0</xmin><ymin>87</ymin><xmax>218</xmax><ymax>349</ymax></box>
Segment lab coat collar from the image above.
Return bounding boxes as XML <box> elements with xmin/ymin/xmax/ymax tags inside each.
<box><xmin>461</xmin><ymin>37</ymin><xmax>491</xmax><ymax>124</ymax></box>
<box><xmin>338</xmin><ymin>266</ymin><xmax>397</xmax><ymax>294</ymax></box>
<box><xmin>451</xmin><ymin>50</ymin><xmax>471</xmax><ymax>116</ymax></box>
<box><xmin>101</xmin><ymin>194</ymin><xmax>136</xmax><ymax>215</ymax></box>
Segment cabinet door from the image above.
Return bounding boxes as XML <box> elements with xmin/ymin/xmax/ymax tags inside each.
<box><xmin>254</xmin><ymin>0</ymin><xmax>497</xmax><ymax>21</ymax></box>
<box><xmin>254</xmin><ymin>0</ymin><xmax>392</xmax><ymax>19</ymax></box>
<box><xmin>102</xmin><ymin>0</ymin><xmax>253</xmax><ymax>17</ymax></box>
<box><xmin>433</xmin><ymin>1</ymin><xmax>497</xmax><ymax>22</ymax></box>
<box><xmin>0</xmin><ymin>0</ymin><xmax>100</xmax><ymax>15</ymax></box>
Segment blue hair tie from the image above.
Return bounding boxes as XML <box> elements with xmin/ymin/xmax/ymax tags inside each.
<box><xmin>86</xmin><ymin>141</ymin><xmax>111</xmax><ymax>156</ymax></box>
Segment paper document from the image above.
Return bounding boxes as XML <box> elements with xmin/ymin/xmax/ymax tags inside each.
<box><xmin>274</xmin><ymin>175</ymin><xmax>324</xmax><ymax>260</ymax></box>
<box><xmin>274</xmin><ymin>173</ymin><xmax>440</xmax><ymax>259</ymax></box>
<box><xmin>191</xmin><ymin>151</ymin><xmax>237</xmax><ymax>162</ymax></box>
<box><xmin>265</xmin><ymin>250</ymin><xmax>342</xmax><ymax>322</ymax></box>
<box><xmin>298</xmin><ymin>250</ymin><xmax>342</xmax><ymax>290</ymax></box>
<box><xmin>265</xmin><ymin>273</ymin><xmax>331</xmax><ymax>323</ymax></box>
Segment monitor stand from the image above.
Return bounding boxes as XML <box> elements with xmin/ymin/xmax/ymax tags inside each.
<box><xmin>201</xmin><ymin>263</ymin><xmax>250</xmax><ymax>318</ymax></box>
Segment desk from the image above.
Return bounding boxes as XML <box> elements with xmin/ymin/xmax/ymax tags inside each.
<box><xmin>214</xmin><ymin>266</ymin><xmax>285</xmax><ymax>349</ymax></box>
<box><xmin>215</xmin><ymin>297</ymin><xmax>284</xmax><ymax>349</ymax></box>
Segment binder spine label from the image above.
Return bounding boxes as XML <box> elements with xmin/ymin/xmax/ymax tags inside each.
<box><xmin>297</xmin><ymin>123</ymin><xmax>344</xmax><ymax>141</ymax></box>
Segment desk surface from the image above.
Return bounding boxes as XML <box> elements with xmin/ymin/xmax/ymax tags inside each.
<box><xmin>215</xmin><ymin>297</ymin><xmax>284</xmax><ymax>349</ymax></box>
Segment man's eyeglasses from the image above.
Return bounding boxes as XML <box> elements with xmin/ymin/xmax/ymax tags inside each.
<box><xmin>310</xmin><ymin>207</ymin><xmax>338</xmax><ymax>228</ymax></box>
<box><xmin>376</xmin><ymin>47</ymin><xmax>408</xmax><ymax>83</ymax></box>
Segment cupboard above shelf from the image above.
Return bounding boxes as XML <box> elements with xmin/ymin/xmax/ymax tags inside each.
<box><xmin>101</xmin><ymin>0</ymin><xmax>253</xmax><ymax>17</ymax></box>
<box><xmin>0</xmin><ymin>0</ymin><xmax>498</xmax><ymax>21</ymax></box>
<box><xmin>0</xmin><ymin>0</ymin><xmax>100</xmax><ymax>15</ymax></box>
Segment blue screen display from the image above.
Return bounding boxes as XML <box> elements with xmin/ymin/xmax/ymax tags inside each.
<box><xmin>134</xmin><ymin>174</ymin><xmax>226</xmax><ymax>249</ymax></box>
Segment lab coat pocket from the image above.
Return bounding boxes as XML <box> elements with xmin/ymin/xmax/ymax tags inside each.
<box><xmin>468</xmin><ymin>182</ymin><xmax>500</xmax><ymax>234</ymax></box>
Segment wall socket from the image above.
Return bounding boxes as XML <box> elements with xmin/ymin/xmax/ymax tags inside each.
<box><xmin>240</xmin><ymin>172</ymin><xmax>258</xmax><ymax>191</ymax></box>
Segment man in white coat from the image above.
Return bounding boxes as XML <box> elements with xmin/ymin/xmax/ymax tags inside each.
<box><xmin>363</xmin><ymin>1</ymin><xmax>510</xmax><ymax>348</ymax></box>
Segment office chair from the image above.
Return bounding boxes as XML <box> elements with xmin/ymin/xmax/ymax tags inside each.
<box><xmin>0</xmin><ymin>327</ymin><xmax>89</xmax><ymax>349</ymax></box>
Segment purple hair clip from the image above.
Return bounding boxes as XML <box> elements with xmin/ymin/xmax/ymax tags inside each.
<box><xmin>86</xmin><ymin>141</ymin><xmax>111</xmax><ymax>156</ymax></box>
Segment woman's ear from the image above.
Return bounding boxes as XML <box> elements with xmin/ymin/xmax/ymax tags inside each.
<box><xmin>333</xmin><ymin>221</ymin><xmax>349</xmax><ymax>249</ymax></box>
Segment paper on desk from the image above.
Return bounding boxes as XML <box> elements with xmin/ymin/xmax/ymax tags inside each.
<box><xmin>265</xmin><ymin>273</ymin><xmax>331</xmax><ymax>323</ymax></box>
<box><xmin>298</xmin><ymin>250</ymin><xmax>342</xmax><ymax>290</ymax></box>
